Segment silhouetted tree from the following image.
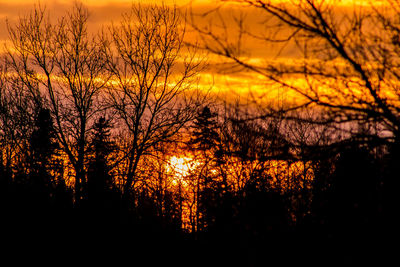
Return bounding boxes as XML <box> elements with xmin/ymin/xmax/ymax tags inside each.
<box><xmin>29</xmin><ymin>108</ymin><xmax>59</xmax><ymax>185</ymax></box>
<box><xmin>0</xmin><ymin>60</ymin><xmax>38</xmax><ymax>182</ymax></box>
<box><xmin>148</xmin><ymin>148</ymin><xmax>184</xmax><ymax>232</ymax></box>
<box><xmin>6</xmin><ymin>3</ymin><xmax>110</xmax><ymax>204</ymax></box>
<box><xmin>192</xmin><ymin>0</ymin><xmax>400</xmax><ymax>145</ymax></box>
<box><xmin>191</xmin><ymin>2</ymin><xmax>400</xmax><ymax>260</ymax></box>
<box><xmin>190</xmin><ymin>106</ymin><xmax>220</xmax><ymax>152</ymax></box>
<box><xmin>0</xmin><ymin>62</ymin><xmax>12</xmax><ymax>187</ymax></box>
<box><xmin>86</xmin><ymin>117</ymin><xmax>118</xmax><ymax>210</ymax></box>
<box><xmin>104</xmin><ymin>3</ymin><xmax>203</xmax><ymax>204</ymax></box>
<box><xmin>22</xmin><ymin>108</ymin><xmax>62</xmax><ymax>225</ymax></box>
<box><xmin>187</xmin><ymin>106</ymin><xmax>222</xmax><ymax>233</ymax></box>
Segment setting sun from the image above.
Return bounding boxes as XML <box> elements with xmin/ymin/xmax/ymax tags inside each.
<box><xmin>166</xmin><ymin>156</ymin><xmax>200</xmax><ymax>186</ymax></box>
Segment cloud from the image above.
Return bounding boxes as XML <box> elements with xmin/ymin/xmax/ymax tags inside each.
<box><xmin>0</xmin><ymin>0</ymin><xmax>370</xmax><ymax>104</ymax></box>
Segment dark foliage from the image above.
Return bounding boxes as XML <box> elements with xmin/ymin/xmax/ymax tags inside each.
<box><xmin>1</xmin><ymin>108</ymin><xmax>396</xmax><ymax>266</ymax></box>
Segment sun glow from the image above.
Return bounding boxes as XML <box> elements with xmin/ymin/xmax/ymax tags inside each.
<box><xmin>166</xmin><ymin>156</ymin><xmax>200</xmax><ymax>186</ymax></box>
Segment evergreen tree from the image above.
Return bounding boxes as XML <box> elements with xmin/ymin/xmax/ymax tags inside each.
<box><xmin>189</xmin><ymin>106</ymin><xmax>220</xmax><ymax>152</ymax></box>
<box><xmin>188</xmin><ymin>106</ymin><xmax>222</xmax><ymax>233</ymax></box>
<box><xmin>86</xmin><ymin>117</ymin><xmax>118</xmax><ymax>210</ymax></box>
<box><xmin>30</xmin><ymin>108</ymin><xmax>59</xmax><ymax>182</ymax></box>
<box><xmin>27</xmin><ymin>108</ymin><xmax>62</xmax><ymax>212</ymax></box>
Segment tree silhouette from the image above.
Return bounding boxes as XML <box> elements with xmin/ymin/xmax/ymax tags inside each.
<box><xmin>0</xmin><ymin>61</ymin><xmax>38</xmax><ymax>184</ymax></box>
<box><xmin>86</xmin><ymin>117</ymin><xmax>118</xmax><ymax>210</ymax></box>
<box><xmin>104</xmin><ymin>3</ymin><xmax>203</xmax><ymax>203</ymax></box>
<box><xmin>25</xmin><ymin>108</ymin><xmax>61</xmax><ymax>221</ymax></box>
<box><xmin>191</xmin><ymin>0</ymin><xmax>400</xmax><ymax>146</ymax></box>
<box><xmin>189</xmin><ymin>106</ymin><xmax>220</xmax><ymax>152</ymax></box>
<box><xmin>187</xmin><ymin>106</ymin><xmax>221</xmax><ymax>233</ymax></box>
<box><xmin>191</xmin><ymin>1</ymin><xmax>399</xmax><ymax>261</ymax></box>
<box><xmin>6</xmin><ymin>3</ymin><xmax>110</xmax><ymax>204</ymax></box>
<box><xmin>29</xmin><ymin>108</ymin><xmax>59</xmax><ymax>184</ymax></box>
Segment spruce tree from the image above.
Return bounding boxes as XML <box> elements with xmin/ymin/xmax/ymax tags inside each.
<box><xmin>86</xmin><ymin>117</ymin><xmax>117</xmax><ymax>209</ymax></box>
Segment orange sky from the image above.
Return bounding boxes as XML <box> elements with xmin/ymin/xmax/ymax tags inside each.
<box><xmin>0</xmin><ymin>0</ymin><xmax>278</xmax><ymax>104</ymax></box>
<box><xmin>0</xmin><ymin>0</ymin><xmax>386</xmax><ymax>105</ymax></box>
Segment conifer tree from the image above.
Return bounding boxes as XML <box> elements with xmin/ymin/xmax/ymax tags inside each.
<box><xmin>30</xmin><ymin>108</ymin><xmax>59</xmax><ymax>183</ymax></box>
<box><xmin>189</xmin><ymin>106</ymin><xmax>219</xmax><ymax>153</ymax></box>
<box><xmin>189</xmin><ymin>106</ymin><xmax>227</xmax><ymax>234</ymax></box>
<box><xmin>86</xmin><ymin>117</ymin><xmax>117</xmax><ymax>209</ymax></box>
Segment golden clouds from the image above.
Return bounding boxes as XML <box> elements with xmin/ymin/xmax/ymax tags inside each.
<box><xmin>0</xmin><ymin>0</ymin><xmax>387</xmax><ymax>105</ymax></box>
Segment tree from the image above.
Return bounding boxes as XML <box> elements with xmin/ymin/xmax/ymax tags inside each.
<box><xmin>29</xmin><ymin>108</ymin><xmax>60</xmax><ymax>182</ymax></box>
<box><xmin>25</xmin><ymin>108</ymin><xmax>61</xmax><ymax>213</ymax></box>
<box><xmin>187</xmin><ymin>106</ymin><xmax>221</xmax><ymax>233</ymax></box>
<box><xmin>191</xmin><ymin>0</ymin><xmax>400</xmax><ymax>146</ymax></box>
<box><xmin>86</xmin><ymin>117</ymin><xmax>118</xmax><ymax>209</ymax></box>
<box><xmin>6</xmin><ymin>3</ymin><xmax>110</xmax><ymax>204</ymax></box>
<box><xmin>104</xmin><ymin>4</ymin><xmax>203</xmax><ymax>201</ymax></box>
<box><xmin>0</xmin><ymin>58</ymin><xmax>41</xmax><ymax>184</ymax></box>
<box><xmin>189</xmin><ymin>106</ymin><xmax>220</xmax><ymax>153</ymax></box>
<box><xmin>191</xmin><ymin>0</ymin><xmax>400</xmax><ymax>244</ymax></box>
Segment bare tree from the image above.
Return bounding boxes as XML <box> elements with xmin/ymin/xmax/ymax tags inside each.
<box><xmin>0</xmin><ymin>60</ymin><xmax>38</xmax><ymax>178</ymax></box>
<box><xmin>104</xmin><ymin>4</ymin><xmax>204</xmax><ymax>199</ymax></box>
<box><xmin>191</xmin><ymin>0</ymin><xmax>400</xmax><ymax>145</ymax></box>
<box><xmin>5</xmin><ymin>3</ymin><xmax>110</xmax><ymax>204</ymax></box>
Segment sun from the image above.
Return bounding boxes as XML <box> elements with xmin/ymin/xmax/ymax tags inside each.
<box><xmin>166</xmin><ymin>156</ymin><xmax>200</xmax><ymax>185</ymax></box>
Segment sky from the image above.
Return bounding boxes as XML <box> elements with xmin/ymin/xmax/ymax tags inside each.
<box><xmin>0</xmin><ymin>1</ymin><xmax>384</xmax><ymax>46</ymax></box>
<box><xmin>0</xmin><ymin>0</ymin><xmax>267</xmax><ymax>103</ymax></box>
<box><xmin>0</xmin><ymin>0</ymin><xmax>384</xmax><ymax>106</ymax></box>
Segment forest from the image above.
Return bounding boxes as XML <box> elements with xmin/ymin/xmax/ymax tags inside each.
<box><xmin>0</xmin><ymin>1</ymin><xmax>398</xmax><ymax>265</ymax></box>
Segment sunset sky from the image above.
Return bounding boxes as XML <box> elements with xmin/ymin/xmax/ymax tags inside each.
<box><xmin>0</xmin><ymin>0</ymin><xmax>382</xmax><ymax>105</ymax></box>
<box><xmin>0</xmin><ymin>1</ymin><xmax>258</xmax><ymax>102</ymax></box>
<box><xmin>0</xmin><ymin>1</ymin><xmax>395</xmax><ymax>255</ymax></box>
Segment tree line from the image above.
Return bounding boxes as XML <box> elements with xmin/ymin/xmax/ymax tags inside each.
<box><xmin>0</xmin><ymin>1</ymin><xmax>397</xmax><ymax>265</ymax></box>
